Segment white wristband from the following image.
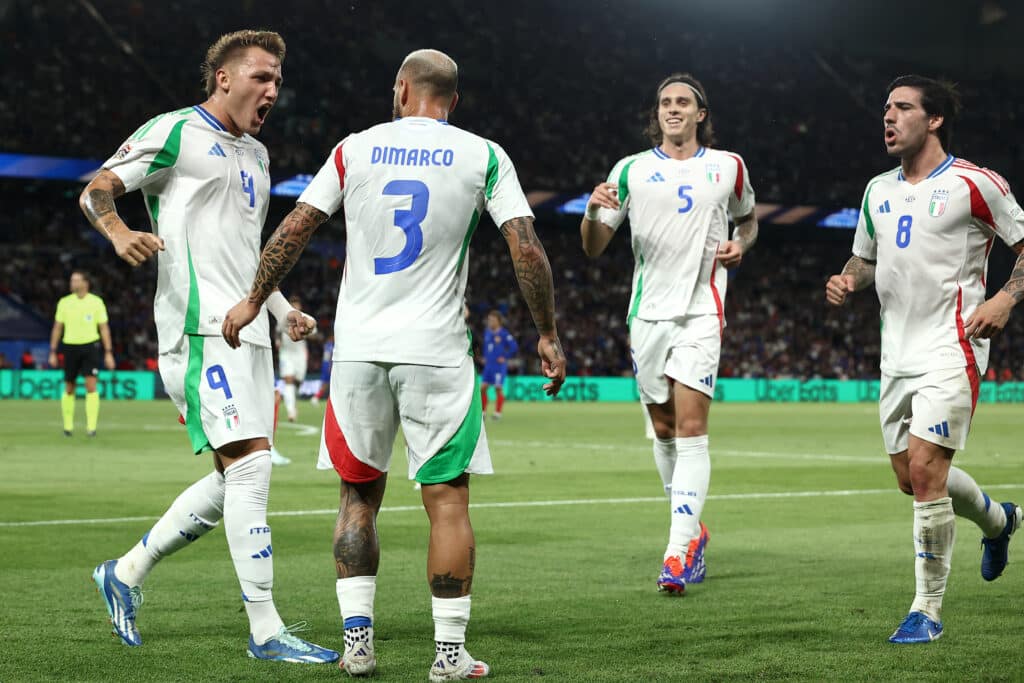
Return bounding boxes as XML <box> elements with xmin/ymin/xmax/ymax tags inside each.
<box><xmin>265</xmin><ymin>291</ymin><xmax>293</xmax><ymax>321</ymax></box>
<box><xmin>585</xmin><ymin>204</ymin><xmax>600</xmax><ymax>220</ymax></box>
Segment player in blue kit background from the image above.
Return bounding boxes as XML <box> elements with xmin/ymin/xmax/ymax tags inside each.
<box><xmin>480</xmin><ymin>310</ymin><xmax>518</xmax><ymax>420</ymax></box>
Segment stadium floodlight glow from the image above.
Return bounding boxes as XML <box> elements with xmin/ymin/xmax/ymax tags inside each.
<box><xmin>817</xmin><ymin>207</ymin><xmax>860</xmax><ymax>229</ymax></box>
<box><xmin>270</xmin><ymin>174</ymin><xmax>315</xmax><ymax>197</ymax></box>
<box><xmin>555</xmin><ymin>193</ymin><xmax>592</xmax><ymax>215</ymax></box>
<box><xmin>0</xmin><ymin>153</ymin><xmax>102</xmax><ymax>181</ymax></box>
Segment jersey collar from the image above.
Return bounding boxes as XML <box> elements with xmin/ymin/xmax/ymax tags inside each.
<box><xmin>896</xmin><ymin>153</ymin><xmax>954</xmax><ymax>182</ymax></box>
<box><xmin>652</xmin><ymin>146</ymin><xmax>705</xmax><ymax>160</ymax></box>
<box><xmin>193</xmin><ymin>105</ymin><xmax>229</xmax><ymax>132</ymax></box>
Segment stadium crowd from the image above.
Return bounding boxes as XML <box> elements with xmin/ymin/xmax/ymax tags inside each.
<box><xmin>2</xmin><ymin>0</ymin><xmax>1023</xmax><ymax>379</ymax></box>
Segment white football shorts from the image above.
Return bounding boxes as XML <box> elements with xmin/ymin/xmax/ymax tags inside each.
<box><xmin>160</xmin><ymin>335</ymin><xmax>274</xmax><ymax>454</ymax></box>
<box><xmin>278</xmin><ymin>351</ymin><xmax>308</xmax><ymax>381</ymax></box>
<box><xmin>630</xmin><ymin>314</ymin><xmax>722</xmax><ymax>404</ymax></box>
<box><xmin>317</xmin><ymin>354</ymin><xmax>492</xmax><ymax>484</ymax></box>
<box><xmin>879</xmin><ymin>365</ymin><xmax>980</xmax><ymax>454</ymax></box>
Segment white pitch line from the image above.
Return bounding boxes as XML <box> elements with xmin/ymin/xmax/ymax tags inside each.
<box><xmin>490</xmin><ymin>439</ymin><xmax>880</xmax><ymax>463</ymax></box>
<box><xmin>3</xmin><ymin>484</ymin><xmax>1023</xmax><ymax>528</ymax></box>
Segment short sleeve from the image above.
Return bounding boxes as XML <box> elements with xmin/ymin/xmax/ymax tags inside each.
<box><xmin>726</xmin><ymin>154</ymin><xmax>756</xmax><ymax>218</ymax></box>
<box><xmin>103</xmin><ymin>112</ymin><xmax>189</xmax><ymax>193</ymax></box>
<box><xmin>298</xmin><ymin>139</ymin><xmax>348</xmax><ymax>217</ymax></box>
<box><xmin>483</xmin><ymin>142</ymin><xmax>533</xmax><ymax>229</ymax></box>
<box><xmin>596</xmin><ymin>156</ymin><xmax>633</xmax><ymax>231</ymax></box>
<box><xmin>965</xmin><ymin>169</ymin><xmax>1024</xmax><ymax>248</ymax></box>
<box><xmin>94</xmin><ymin>297</ymin><xmax>109</xmax><ymax>326</ymax></box>
<box><xmin>852</xmin><ymin>182</ymin><xmax>878</xmax><ymax>261</ymax></box>
<box><xmin>54</xmin><ymin>298</ymin><xmax>66</xmax><ymax>324</ymax></box>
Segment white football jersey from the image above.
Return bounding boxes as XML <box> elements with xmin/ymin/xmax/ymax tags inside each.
<box><xmin>852</xmin><ymin>155</ymin><xmax>1024</xmax><ymax>376</ymax></box>
<box><xmin>103</xmin><ymin>106</ymin><xmax>273</xmax><ymax>352</ymax></box>
<box><xmin>597</xmin><ymin>146</ymin><xmax>755</xmax><ymax>326</ymax></box>
<box><xmin>299</xmin><ymin>117</ymin><xmax>533</xmax><ymax>367</ymax></box>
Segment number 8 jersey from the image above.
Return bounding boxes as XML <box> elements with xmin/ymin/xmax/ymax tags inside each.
<box><xmin>299</xmin><ymin>117</ymin><xmax>533</xmax><ymax>366</ymax></box>
<box><xmin>852</xmin><ymin>155</ymin><xmax>1024</xmax><ymax>376</ymax></box>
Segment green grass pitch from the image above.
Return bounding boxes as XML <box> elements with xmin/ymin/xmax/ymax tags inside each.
<box><xmin>1</xmin><ymin>399</ymin><xmax>1022</xmax><ymax>681</ymax></box>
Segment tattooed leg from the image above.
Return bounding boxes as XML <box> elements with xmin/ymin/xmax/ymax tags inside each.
<box><xmin>421</xmin><ymin>473</ymin><xmax>475</xmax><ymax>597</ymax></box>
<box><xmin>334</xmin><ymin>475</ymin><xmax>388</xmax><ymax>578</ymax></box>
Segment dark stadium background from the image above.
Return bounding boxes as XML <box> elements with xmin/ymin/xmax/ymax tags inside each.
<box><xmin>2</xmin><ymin>0</ymin><xmax>1021</xmax><ymax>383</ymax></box>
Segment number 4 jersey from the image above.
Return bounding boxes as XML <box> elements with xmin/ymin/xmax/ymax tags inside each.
<box><xmin>299</xmin><ymin>117</ymin><xmax>533</xmax><ymax>367</ymax></box>
<box><xmin>852</xmin><ymin>155</ymin><xmax>1024</xmax><ymax>376</ymax></box>
<box><xmin>103</xmin><ymin>106</ymin><xmax>273</xmax><ymax>352</ymax></box>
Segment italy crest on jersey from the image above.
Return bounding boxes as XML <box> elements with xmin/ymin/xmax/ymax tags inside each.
<box><xmin>929</xmin><ymin>189</ymin><xmax>949</xmax><ymax>217</ymax></box>
<box><xmin>705</xmin><ymin>163</ymin><xmax>721</xmax><ymax>183</ymax></box>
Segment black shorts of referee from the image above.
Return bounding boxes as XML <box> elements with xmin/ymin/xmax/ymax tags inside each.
<box><xmin>61</xmin><ymin>341</ymin><xmax>102</xmax><ymax>383</ymax></box>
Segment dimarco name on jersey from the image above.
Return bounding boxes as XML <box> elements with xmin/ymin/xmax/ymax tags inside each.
<box><xmin>370</xmin><ymin>146</ymin><xmax>455</xmax><ymax>167</ymax></box>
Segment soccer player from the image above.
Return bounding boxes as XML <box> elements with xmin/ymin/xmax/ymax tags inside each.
<box><xmin>480</xmin><ymin>310</ymin><xmax>518</xmax><ymax>420</ymax></box>
<box><xmin>581</xmin><ymin>73</ymin><xmax>757</xmax><ymax>595</ymax></box>
<box><xmin>825</xmin><ymin>75</ymin><xmax>1024</xmax><ymax>643</ymax></box>
<box><xmin>276</xmin><ymin>294</ymin><xmax>309</xmax><ymax>422</ymax></box>
<box><xmin>78</xmin><ymin>30</ymin><xmax>336</xmax><ymax>663</ymax></box>
<box><xmin>48</xmin><ymin>270</ymin><xmax>115</xmax><ymax>436</ymax></box>
<box><xmin>222</xmin><ymin>48</ymin><xmax>566</xmax><ymax>680</ymax></box>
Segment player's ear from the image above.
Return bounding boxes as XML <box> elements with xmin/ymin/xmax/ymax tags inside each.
<box><xmin>216</xmin><ymin>66</ymin><xmax>231</xmax><ymax>94</ymax></box>
<box><xmin>927</xmin><ymin>113</ymin><xmax>944</xmax><ymax>133</ymax></box>
<box><xmin>696</xmin><ymin>108</ymin><xmax>707</xmax><ymax>123</ymax></box>
<box><xmin>448</xmin><ymin>92</ymin><xmax>459</xmax><ymax>115</ymax></box>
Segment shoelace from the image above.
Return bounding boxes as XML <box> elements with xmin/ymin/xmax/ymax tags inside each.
<box><xmin>128</xmin><ymin>587</ymin><xmax>144</xmax><ymax>610</ymax></box>
<box><xmin>275</xmin><ymin>622</ymin><xmax>313</xmax><ymax>652</ymax></box>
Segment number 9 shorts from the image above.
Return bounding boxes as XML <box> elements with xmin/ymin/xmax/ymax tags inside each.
<box><xmin>160</xmin><ymin>334</ymin><xmax>275</xmax><ymax>454</ymax></box>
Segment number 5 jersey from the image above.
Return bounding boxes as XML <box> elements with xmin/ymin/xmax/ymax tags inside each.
<box><xmin>299</xmin><ymin>117</ymin><xmax>533</xmax><ymax>367</ymax></box>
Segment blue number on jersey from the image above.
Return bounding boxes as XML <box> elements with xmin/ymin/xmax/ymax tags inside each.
<box><xmin>206</xmin><ymin>364</ymin><xmax>233</xmax><ymax>399</ymax></box>
<box><xmin>240</xmin><ymin>171</ymin><xmax>255</xmax><ymax>208</ymax></box>
<box><xmin>678</xmin><ymin>184</ymin><xmax>694</xmax><ymax>214</ymax></box>
<box><xmin>896</xmin><ymin>214</ymin><xmax>912</xmax><ymax>248</ymax></box>
<box><xmin>375</xmin><ymin>179</ymin><xmax>429</xmax><ymax>275</ymax></box>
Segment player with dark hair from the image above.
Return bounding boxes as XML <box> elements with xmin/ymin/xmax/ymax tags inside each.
<box><xmin>480</xmin><ymin>310</ymin><xmax>518</xmax><ymax>420</ymax></box>
<box><xmin>826</xmin><ymin>74</ymin><xmax>1024</xmax><ymax>643</ymax></box>
<box><xmin>48</xmin><ymin>269</ymin><xmax>115</xmax><ymax>436</ymax></box>
<box><xmin>582</xmin><ymin>72</ymin><xmax>758</xmax><ymax>595</ymax></box>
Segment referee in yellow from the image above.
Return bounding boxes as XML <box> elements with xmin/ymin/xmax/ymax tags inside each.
<box><xmin>48</xmin><ymin>270</ymin><xmax>115</xmax><ymax>436</ymax></box>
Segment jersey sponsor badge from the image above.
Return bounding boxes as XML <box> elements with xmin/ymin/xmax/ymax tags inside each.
<box><xmin>114</xmin><ymin>143</ymin><xmax>132</xmax><ymax>160</ymax></box>
<box><xmin>705</xmin><ymin>163</ymin><xmax>721</xmax><ymax>184</ymax></box>
<box><xmin>928</xmin><ymin>189</ymin><xmax>949</xmax><ymax>217</ymax></box>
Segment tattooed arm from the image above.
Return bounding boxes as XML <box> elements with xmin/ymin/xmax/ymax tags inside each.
<box><xmin>79</xmin><ymin>170</ymin><xmax>164</xmax><ymax>267</ymax></box>
<box><xmin>717</xmin><ymin>211</ymin><xmax>758</xmax><ymax>269</ymax></box>
<box><xmin>500</xmin><ymin>216</ymin><xmax>566</xmax><ymax>395</ymax></box>
<box><xmin>964</xmin><ymin>239</ymin><xmax>1024</xmax><ymax>338</ymax></box>
<box><xmin>221</xmin><ymin>202</ymin><xmax>329</xmax><ymax>348</ymax></box>
<box><xmin>825</xmin><ymin>255</ymin><xmax>876</xmax><ymax>307</ymax></box>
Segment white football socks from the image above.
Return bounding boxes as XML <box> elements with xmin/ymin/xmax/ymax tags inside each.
<box><xmin>338</xmin><ymin>575</ymin><xmax>376</xmax><ymax>646</ymax></box>
<box><xmin>946</xmin><ymin>466</ymin><xmax>1007</xmax><ymax>538</ymax></box>
<box><xmin>114</xmin><ymin>470</ymin><xmax>225</xmax><ymax>587</ymax></box>
<box><xmin>653</xmin><ymin>437</ymin><xmax>676</xmax><ymax>497</ymax></box>
<box><xmin>910</xmin><ymin>497</ymin><xmax>955</xmax><ymax>622</ymax></box>
<box><xmin>223</xmin><ymin>451</ymin><xmax>284</xmax><ymax>644</ymax></box>
<box><xmin>667</xmin><ymin>435</ymin><xmax>710</xmax><ymax>558</ymax></box>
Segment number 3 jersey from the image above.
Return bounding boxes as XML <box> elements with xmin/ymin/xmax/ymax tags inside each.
<box><xmin>103</xmin><ymin>106</ymin><xmax>273</xmax><ymax>352</ymax></box>
<box><xmin>299</xmin><ymin>117</ymin><xmax>533</xmax><ymax>367</ymax></box>
<box><xmin>597</xmin><ymin>147</ymin><xmax>755</xmax><ymax>326</ymax></box>
<box><xmin>852</xmin><ymin>155</ymin><xmax>1024</xmax><ymax>376</ymax></box>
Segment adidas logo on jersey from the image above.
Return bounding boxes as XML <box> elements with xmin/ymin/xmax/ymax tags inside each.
<box><xmin>877</xmin><ymin>199</ymin><xmax>891</xmax><ymax>214</ymax></box>
<box><xmin>646</xmin><ymin>172</ymin><xmax>666</xmax><ymax>183</ymax></box>
<box><xmin>927</xmin><ymin>421</ymin><xmax>950</xmax><ymax>438</ymax></box>
<box><xmin>208</xmin><ymin>143</ymin><xmax>227</xmax><ymax>157</ymax></box>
